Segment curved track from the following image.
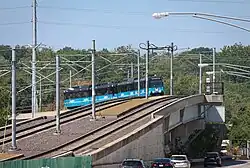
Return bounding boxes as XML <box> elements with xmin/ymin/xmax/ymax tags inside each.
<box><xmin>0</xmin><ymin>97</ymin><xmax>140</xmax><ymax>135</ymax></box>
<box><xmin>22</xmin><ymin>96</ymin><xmax>179</xmax><ymax>159</ymax></box>
<box><xmin>0</xmin><ymin>99</ymin><xmax>130</xmax><ymax>145</ymax></box>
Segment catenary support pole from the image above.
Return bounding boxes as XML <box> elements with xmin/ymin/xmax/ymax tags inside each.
<box><xmin>91</xmin><ymin>40</ymin><xmax>96</xmax><ymax>120</ymax></box>
<box><xmin>145</xmin><ymin>41</ymin><xmax>149</xmax><ymax>99</ymax></box>
<box><xmin>131</xmin><ymin>62</ymin><xmax>134</xmax><ymax>79</ymax></box>
<box><xmin>212</xmin><ymin>47</ymin><xmax>216</xmax><ymax>93</ymax></box>
<box><xmin>31</xmin><ymin>0</ymin><xmax>37</xmax><ymax>118</ymax></box>
<box><xmin>199</xmin><ymin>53</ymin><xmax>202</xmax><ymax>94</ymax></box>
<box><xmin>55</xmin><ymin>55</ymin><xmax>61</xmax><ymax>134</ymax></box>
<box><xmin>39</xmin><ymin>76</ymin><xmax>42</xmax><ymax>112</ymax></box>
<box><xmin>170</xmin><ymin>42</ymin><xmax>174</xmax><ymax>95</ymax></box>
<box><xmin>247</xmin><ymin>140</ymin><xmax>249</xmax><ymax>159</ymax></box>
<box><xmin>69</xmin><ymin>70</ymin><xmax>72</xmax><ymax>88</ymax></box>
<box><xmin>11</xmin><ymin>48</ymin><xmax>17</xmax><ymax>150</ymax></box>
<box><xmin>137</xmin><ymin>50</ymin><xmax>140</xmax><ymax>96</ymax></box>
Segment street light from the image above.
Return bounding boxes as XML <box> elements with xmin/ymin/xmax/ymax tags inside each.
<box><xmin>152</xmin><ymin>12</ymin><xmax>250</xmax><ymax>32</ymax></box>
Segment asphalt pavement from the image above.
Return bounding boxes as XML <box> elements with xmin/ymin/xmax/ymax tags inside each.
<box><xmin>193</xmin><ymin>160</ymin><xmax>250</xmax><ymax>168</ymax></box>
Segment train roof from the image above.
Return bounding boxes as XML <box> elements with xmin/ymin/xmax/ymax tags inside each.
<box><xmin>63</xmin><ymin>86</ymin><xmax>90</xmax><ymax>93</ymax></box>
<box><xmin>64</xmin><ymin>76</ymin><xmax>163</xmax><ymax>93</ymax></box>
<box><xmin>93</xmin><ymin>82</ymin><xmax>116</xmax><ymax>89</ymax></box>
<box><xmin>117</xmin><ymin>80</ymin><xmax>134</xmax><ymax>86</ymax></box>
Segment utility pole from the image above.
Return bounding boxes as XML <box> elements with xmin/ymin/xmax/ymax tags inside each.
<box><xmin>131</xmin><ymin>62</ymin><xmax>134</xmax><ymax>79</ymax></box>
<box><xmin>69</xmin><ymin>70</ymin><xmax>72</xmax><ymax>88</ymax></box>
<box><xmin>91</xmin><ymin>40</ymin><xmax>96</xmax><ymax>120</ymax></box>
<box><xmin>170</xmin><ymin>42</ymin><xmax>174</xmax><ymax>96</ymax></box>
<box><xmin>39</xmin><ymin>76</ymin><xmax>42</xmax><ymax>112</ymax></box>
<box><xmin>145</xmin><ymin>41</ymin><xmax>149</xmax><ymax>99</ymax></box>
<box><xmin>199</xmin><ymin>53</ymin><xmax>202</xmax><ymax>94</ymax></box>
<box><xmin>55</xmin><ymin>55</ymin><xmax>61</xmax><ymax>134</ymax></box>
<box><xmin>212</xmin><ymin>47</ymin><xmax>216</xmax><ymax>93</ymax></box>
<box><xmin>31</xmin><ymin>0</ymin><xmax>37</xmax><ymax>118</ymax></box>
<box><xmin>10</xmin><ymin>48</ymin><xmax>17</xmax><ymax>150</ymax></box>
<box><xmin>137</xmin><ymin>50</ymin><xmax>140</xmax><ymax>96</ymax></box>
<box><xmin>247</xmin><ymin>140</ymin><xmax>250</xmax><ymax>159</ymax></box>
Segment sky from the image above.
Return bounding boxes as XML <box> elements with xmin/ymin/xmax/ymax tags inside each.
<box><xmin>0</xmin><ymin>0</ymin><xmax>250</xmax><ymax>51</ymax></box>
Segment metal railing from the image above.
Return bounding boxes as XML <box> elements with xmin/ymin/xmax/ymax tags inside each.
<box><xmin>205</xmin><ymin>82</ymin><xmax>224</xmax><ymax>95</ymax></box>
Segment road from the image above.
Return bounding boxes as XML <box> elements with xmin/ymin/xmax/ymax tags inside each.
<box><xmin>193</xmin><ymin>160</ymin><xmax>250</xmax><ymax>168</ymax></box>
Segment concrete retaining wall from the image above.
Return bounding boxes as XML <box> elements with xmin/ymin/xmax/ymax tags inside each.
<box><xmin>89</xmin><ymin>116</ymin><xmax>165</xmax><ymax>168</ymax></box>
<box><xmin>86</xmin><ymin>95</ymin><xmax>213</xmax><ymax>167</ymax></box>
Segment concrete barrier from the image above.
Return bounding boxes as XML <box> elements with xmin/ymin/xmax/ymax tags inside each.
<box><xmin>151</xmin><ymin>94</ymin><xmax>205</xmax><ymax>118</ymax></box>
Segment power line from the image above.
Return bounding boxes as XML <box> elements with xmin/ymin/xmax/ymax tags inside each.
<box><xmin>38</xmin><ymin>6</ymin><xmax>148</xmax><ymax>15</ymax></box>
<box><xmin>0</xmin><ymin>6</ymin><xmax>30</xmax><ymax>10</ymax></box>
<box><xmin>0</xmin><ymin>21</ymin><xmax>30</xmax><ymax>26</ymax></box>
<box><xmin>167</xmin><ymin>0</ymin><xmax>250</xmax><ymax>3</ymax></box>
<box><xmin>38</xmin><ymin>21</ymin><xmax>228</xmax><ymax>34</ymax></box>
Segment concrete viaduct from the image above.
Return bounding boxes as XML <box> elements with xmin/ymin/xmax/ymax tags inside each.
<box><xmin>81</xmin><ymin>94</ymin><xmax>224</xmax><ymax>167</ymax></box>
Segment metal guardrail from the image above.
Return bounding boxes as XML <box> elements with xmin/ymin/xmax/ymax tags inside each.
<box><xmin>205</xmin><ymin>82</ymin><xmax>224</xmax><ymax>95</ymax></box>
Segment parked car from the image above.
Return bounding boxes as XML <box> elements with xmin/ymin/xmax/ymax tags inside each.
<box><xmin>120</xmin><ymin>158</ymin><xmax>147</xmax><ymax>168</ymax></box>
<box><xmin>151</xmin><ymin>158</ymin><xmax>174</xmax><ymax>168</ymax></box>
<box><xmin>204</xmin><ymin>152</ymin><xmax>222</xmax><ymax>167</ymax></box>
<box><xmin>170</xmin><ymin>155</ymin><xmax>191</xmax><ymax>168</ymax></box>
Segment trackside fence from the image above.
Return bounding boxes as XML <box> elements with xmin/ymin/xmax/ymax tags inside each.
<box><xmin>0</xmin><ymin>156</ymin><xmax>92</xmax><ymax>168</ymax></box>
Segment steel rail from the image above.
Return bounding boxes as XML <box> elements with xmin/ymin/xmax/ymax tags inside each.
<box><xmin>0</xmin><ymin>96</ymin><xmax>144</xmax><ymax>133</ymax></box>
<box><xmin>0</xmin><ymin>100</ymin><xmax>129</xmax><ymax>144</ymax></box>
<box><xmin>23</xmin><ymin>96</ymin><xmax>178</xmax><ymax>159</ymax></box>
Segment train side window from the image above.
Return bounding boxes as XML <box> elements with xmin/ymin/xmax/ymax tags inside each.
<box><xmin>96</xmin><ymin>88</ymin><xmax>101</xmax><ymax>96</ymax></box>
<box><xmin>64</xmin><ymin>93</ymin><xmax>69</xmax><ymax>99</ymax></box>
<box><xmin>82</xmin><ymin>90</ymin><xmax>89</xmax><ymax>97</ymax></box>
<box><xmin>118</xmin><ymin>85</ymin><xmax>122</xmax><ymax>92</ymax></box>
<box><xmin>134</xmin><ymin>82</ymin><xmax>138</xmax><ymax>90</ymax></box>
<box><xmin>140</xmin><ymin>81</ymin><xmax>145</xmax><ymax>89</ymax></box>
<box><xmin>103</xmin><ymin>88</ymin><xmax>108</xmax><ymax>95</ymax></box>
<box><xmin>97</xmin><ymin>87</ymin><xmax>107</xmax><ymax>96</ymax></box>
<box><xmin>76</xmin><ymin>92</ymin><xmax>81</xmax><ymax>98</ymax></box>
<box><xmin>123</xmin><ymin>85</ymin><xmax>127</xmax><ymax>92</ymax></box>
<box><xmin>112</xmin><ymin>86</ymin><xmax>118</xmax><ymax>94</ymax></box>
<box><xmin>118</xmin><ymin>84</ymin><xmax>125</xmax><ymax>92</ymax></box>
<box><xmin>71</xmin><ymin>93</ymin><xmax>75</xmax><ymax>99</ymax></box>
<box><xmin>128</xmin><ymin>83</ymin><xmax>134</xmax><ymax>92</ymax></box>
<box><xmin>107</xmin><ymin>87</ymin><xmax>112</xmax><ymax>94</ymax></box>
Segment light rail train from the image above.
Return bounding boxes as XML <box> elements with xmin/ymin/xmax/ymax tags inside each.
<box><xmin>63</xmin><ymin>76</ymin><xmax>165</xmax><ymax>109</ymax></box>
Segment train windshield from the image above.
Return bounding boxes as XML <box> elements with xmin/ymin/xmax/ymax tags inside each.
<box><xmin>149</xmin><ymin>79</ymin><xmax>163</xmax><ymax>88</ymax></box>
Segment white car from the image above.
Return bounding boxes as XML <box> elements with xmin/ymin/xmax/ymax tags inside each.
<box><xmin>170</xmin><ymin>155</ymin><xmax>191</xmax><ymax>168</ymax></box>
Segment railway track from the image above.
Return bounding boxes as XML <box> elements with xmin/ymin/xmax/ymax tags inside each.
<box><xmin>0</xmin><ymin>97</ymin><xmax>144</xmax><ymax>135</ymax></box>
<box><xmin>22</xmin><ymin>96</ymin><xmax>179</xmax><ymax>159</ymax></box>
<box><xmin>0</xmin><ymin>99</ymin><xmax>131</xmax><ymax>145</ymax></box>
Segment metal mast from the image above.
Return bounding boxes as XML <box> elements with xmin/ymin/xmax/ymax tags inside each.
<box><xmin>31</xmin><ymin>0</ymin><xmax>37</xmax><ymax>118</ymax></box>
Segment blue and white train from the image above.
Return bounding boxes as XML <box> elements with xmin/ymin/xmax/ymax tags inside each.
<box><xmin>63</xmin><ymin>77</ymin><xmax>165</xmax><ymax>109</ymax></box>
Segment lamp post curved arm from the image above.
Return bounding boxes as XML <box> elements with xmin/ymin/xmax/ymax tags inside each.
<box><xmin>152</xmin><ymin>11</ymin><xmax>250</xmax><ymax>33</ymax></box>
<box><xmin>152</xmin><ymin>12</ymin><xmax>250</xmax><ymax>23</ymax></box>
<box><xmin>193</xmin><ymin>15</ymin><xmax>250</xmax><ymax>32</ymax></box>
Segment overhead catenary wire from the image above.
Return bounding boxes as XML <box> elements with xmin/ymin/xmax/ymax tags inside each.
<box><xmin>167</xmin><ymin>0</ymin><xmax>250</xmax><ymax>4</ymax></box>
<box><xmin>38</xmin><ymin>21</ymin><xmax>229</xmax><ymax>34</ymax></box>
<box><xmin>0</xmin><ymin>22</ymin><xmax>30</xmax><ymax>26</ymax></box>
<box><xmin>0</xmin><ymin>6</ymin><xmax>30</xmax><ymax>10</ymax></box>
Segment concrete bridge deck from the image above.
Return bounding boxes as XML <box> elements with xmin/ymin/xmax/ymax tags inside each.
<box><xmin>79</xmin><ymin>94</ymin><xmax>224</xmax><ymax>167</ymax></box>
<box><xmin>2</xmin><ymin>94</ymin><xmax>224</xmax><ymax>164</ymax></box>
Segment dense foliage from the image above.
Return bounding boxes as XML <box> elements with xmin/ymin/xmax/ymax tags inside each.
<box><xmin>0</xmin><ymin>43</ymin><xmax>249</xmax><ymax>142</ymax></box>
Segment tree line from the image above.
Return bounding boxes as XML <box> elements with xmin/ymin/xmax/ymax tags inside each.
<box><xmin>0</xmin><ymin>43</ymin><xmax>249</xmax><ymax>142</ymax></box>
